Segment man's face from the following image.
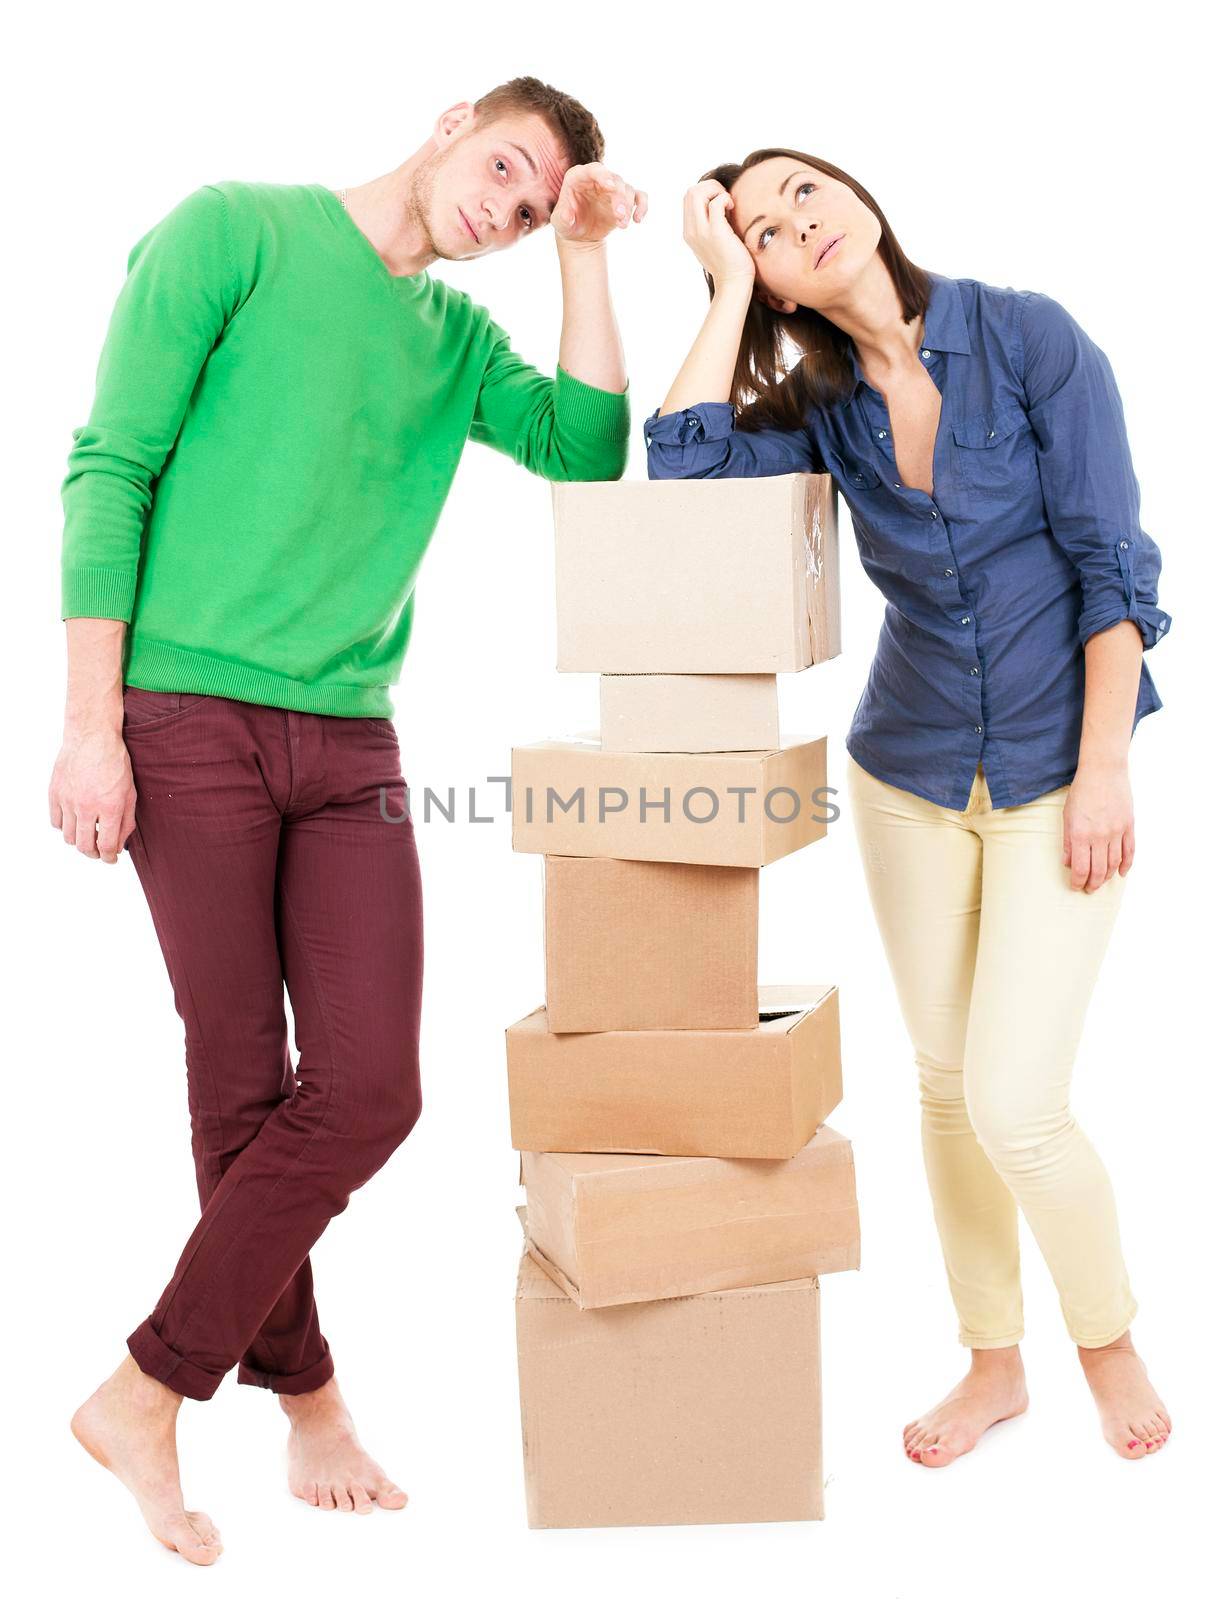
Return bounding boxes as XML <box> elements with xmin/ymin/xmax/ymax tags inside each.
<box><xmin>414</xmin><ymin>111</ymin><xmax>571</xmax><ymax>261</ymax></box>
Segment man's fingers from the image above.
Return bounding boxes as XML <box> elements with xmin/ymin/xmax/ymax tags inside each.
<box><xmin>74</xmin><ymin>808</ymin><xmax>101</xmax><ymax>859</ymax></box>
<box><xmin>95</xmin><ymin>807</ymin><xmax>124</xmax><ymax>865</ymax></box>
<box><xmin>49</xmin><ymin>787</ymin><xmax>63</xmax><ymax>830</ymax></box>
<box><xmin>119</xmin><ymin>787</ymin><xmax>138</xmax><ymax>853</ymax></box>
<box><xmin>633</xmin><ymin>189</ymin><xmax>649</xmax><ymax>223</ymax></box>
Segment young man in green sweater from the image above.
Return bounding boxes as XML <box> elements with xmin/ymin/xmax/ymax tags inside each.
<box><xmin>50</xmin><ymin>77</ymin><xmax>640</xmax><ymax>1566</ymax></box>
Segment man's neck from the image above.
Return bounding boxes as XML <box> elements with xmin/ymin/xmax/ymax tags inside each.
<box><xmin>342</xmin><ymin>149</ymin><xmax>436</xmax><ymax>278</ymax></box>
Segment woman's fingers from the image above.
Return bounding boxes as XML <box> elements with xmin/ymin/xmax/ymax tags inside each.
<box><xmin>1119</xmin><ymin>823</ymin><xmax>1136</xmax><ymax>875</ymax></box>
<box><xmin>1086</xmin><ymin>839</ymin><xmax>1110</xmax><ymax>892</ymax></box>
<box><xmin>683</xmin><ymin>180</ymin><xmax>727</xmax><ymax>235</ymax></box>
<box><xmin>1068</xmin><ymin>831</ymin><xmax>1090</xmax><ymax>891</ymax></box>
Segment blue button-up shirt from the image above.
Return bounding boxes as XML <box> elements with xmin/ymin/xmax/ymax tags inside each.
<box><xmin>644</xmin><ymin>273</ymin><xmax>1170</xmax><ymax>810</ymax></box>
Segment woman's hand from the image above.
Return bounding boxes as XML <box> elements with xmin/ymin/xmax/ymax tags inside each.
<box><xmin>553</xmin><ymin>162</ymin><xmax>646</xmax><ymax>249</ymax></box>
<box><xmin>1063</xmin><ymin>759</ymin><xmax>1135</xmax><ymax>892</ymax></box>
<box><xmin>682</xmin><ymin>180</ymin><xmax>755</xmax><ymax>289</ymax></box>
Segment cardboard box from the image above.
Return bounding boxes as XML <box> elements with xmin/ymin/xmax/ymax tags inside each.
<box><xmin>543</xmin><ymin>855</ymin><xmax>759</xmax><ymax>1033</ymax></box>
<box><xmin>511</xmin><ymin>735</ymin><xmax>830</xmax><ymax>866</ymax></box>
<box><xmin>508</xmin><ymin>983</ymin><xmax>841</xmax><ymax>1156</ymax></box>
<box><xmin>600</xmin><ymin>673</ymin><xmax>780</xmax><ymax>753</ymax></box>
<box><xmin>516</xmin><ymin>1248</ymin><xmax>823</xmax><ymax>1527</ymax></box>
<box><xmin>521</xmin><ymin>1124</ymin><xmax>859</xmax><ymax>1309</ymax></box>
<box><xmin>553</xmin><ymin>474</ymin><xmax>839</xmax><ymax>673</ymax></box>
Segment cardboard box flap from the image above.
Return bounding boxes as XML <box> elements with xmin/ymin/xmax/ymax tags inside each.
<box><xmin>761</xmin><ymin>982</ymin><xmax>835</xmax><ymax>1020</ymax></box>
<box><xmin>508</xmin><ymin>984</ymin><xmax>836</xmax><ymax>1043</ymax></box>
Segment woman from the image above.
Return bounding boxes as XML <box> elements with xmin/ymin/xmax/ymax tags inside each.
<box><xmin>646</xmin><ymin>149</ymin><xmax>1172</xmax><ymax>1467</ymax></box>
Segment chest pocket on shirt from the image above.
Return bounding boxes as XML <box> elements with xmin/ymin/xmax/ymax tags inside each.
<box><xmin>952</xmin><ymin>405</ymin><xmax>1034</xmax><ymax>499</ymax></box>
<box><xmin>841</xmin><ymin>459</ymin><xmax>884</xmax><ymax>493</ymax></box>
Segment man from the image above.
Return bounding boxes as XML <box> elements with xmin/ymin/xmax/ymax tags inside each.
<box><xmin>51</xmin><ymin>76</ymin><xmax>641</xmax><ymax>1566</ymax></box>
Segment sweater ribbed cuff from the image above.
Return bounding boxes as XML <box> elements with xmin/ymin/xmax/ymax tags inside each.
<box><xmin>554</xmin><ymin>366</ymin><xmax>631</xmax><ymax>442</ymax></box>
<box><xmin>61</xmin><ymin>565</ymin><xmax>138</xmax><ymax>622</ymax></box>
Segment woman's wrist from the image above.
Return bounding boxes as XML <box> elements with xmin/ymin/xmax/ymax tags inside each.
<box><xmin>1074</xmin><ymin>747</ymin><xmax>1130</xmax><ymax>780</ymax></box>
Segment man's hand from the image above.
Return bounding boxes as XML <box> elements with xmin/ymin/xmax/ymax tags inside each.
<box><xmin>49</xmin><ymin>725</ymin><xmax>137</xmax><ymax>864</ymax></box>
<box><xmin>553</xmin><ymin>162</ymin><xmax>646</xmax><ymax>248</ymax></box>
<box><xmin>1063</xmin><ymin>760</ymin><xmax>1135</xmax><ymax>892</ymax></box>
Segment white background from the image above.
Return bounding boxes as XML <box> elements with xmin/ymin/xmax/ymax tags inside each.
<box><xmin>5</xmin><ymin>1</ymin><xmax>1208</xmax><ymax>1593</ymax></box>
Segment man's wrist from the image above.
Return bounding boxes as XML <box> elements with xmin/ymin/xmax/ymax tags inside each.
<box><xmin>64</xmin><ymin>700</ymin><xmax>125</xmax><ymax>739</ymax></box>
<box><xmin>556</xmin><ymin>235</ymin><xmax>608</xmax><ymax>264</ymax></box>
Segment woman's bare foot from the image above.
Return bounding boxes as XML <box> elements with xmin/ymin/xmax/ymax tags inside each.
<box><xmin>903</xmin><ymin>1347</ymin><xmax>1029</xmax><ymax>1467</ymax></box>
<box><xmin>281</xmin><ymin>1377</ymin><xmax>408</xmax><ymax>1513</ymax></box>
<box><xmin>71</xmin><ymin>1355</ymin><xmax>222</xmax><ymax>1566</ymax></box>
<box><xmin>1078</xmin><ymin>1330</ymin><xmax>1171</xmax><ymax>1459</ymax></box>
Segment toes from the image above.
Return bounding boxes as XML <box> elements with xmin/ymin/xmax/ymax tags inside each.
<box><xmin>317</xmin><ymin>1484</ymin><xmax>336</xmax><ymax>1510</ymax></box>
<box><xmin>165</xmin><ymin>1513</ymin><xmax>222</xmax><ymax>1566</ymax></box>
<box><xmin>333</xmin><ymin>1485</ymin><xmax>354</xmax><ymax>1513</ymax></box>
<box><xmin>374</xmin><ymin>1480</ymin><xmax>408</xmax><ymax>1510</ymax></box>
<box><xmin>1121</xmin><ymin>1425</ymin><xmax>1152</xmax><ymax>1459</ymax></box>
<box><xmin>185</xmin><ymin>1512</ymin><xmax>221</xmax><ymax>1548</ymax></box>
<box><xmin>350</xmin><ymin>1483</ymin><xmax>374</xmax><ymax>1515</ymax></box>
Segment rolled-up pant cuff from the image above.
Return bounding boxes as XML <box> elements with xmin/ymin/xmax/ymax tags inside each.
<box><xmin>128</xmin><ymin>1318</ymin><xmax>226</xmax><ymax>1402</ymax></box>
<box><xmin>237</xmin><ymin>1343</ymin><xmax>335</xmax><ymax>1396</ymax></box>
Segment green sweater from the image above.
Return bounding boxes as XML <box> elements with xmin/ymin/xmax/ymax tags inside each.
<box><xmin>61</xmin><ymin>182</ymin><xmax>630</xmax><ymax>716</ymax></box>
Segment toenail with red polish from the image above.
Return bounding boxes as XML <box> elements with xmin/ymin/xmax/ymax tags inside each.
<box><xmin>1127</xmin><ymin>1440</ymin><xmax>1140</xmax><ymax>1447</ymax></box>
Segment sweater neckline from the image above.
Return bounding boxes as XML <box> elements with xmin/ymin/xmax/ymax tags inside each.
<box><xmin>313</xmin><ymin>184</ymin><xmax>430</xmax><ymax>291</ymax></box>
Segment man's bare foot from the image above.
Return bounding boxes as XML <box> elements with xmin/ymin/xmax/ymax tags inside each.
<box><xmin>71</xmin><ymin>1354</ymin><xmax>222</xmax><ymax>1566</ymax></box>
<box><xmin>1078</xmin><ymin>1330</ymin><xmax>1171</xmax><ymax>1460</ymax></box>
<box><xmin>903</xmin><ymin>1347</ymin><xmax>1029</xmax><ymax>1467</ymax></box>
<box><xmin>281</xmin><ymin>1377</ymin><xmax>408</xmax><ymax>1513</ymax></box>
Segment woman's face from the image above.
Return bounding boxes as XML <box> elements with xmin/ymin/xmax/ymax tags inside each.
<box><xmin>728</xmin><ymin>156</ymin><xmax>882</xmax><ymax>312</ymax></box>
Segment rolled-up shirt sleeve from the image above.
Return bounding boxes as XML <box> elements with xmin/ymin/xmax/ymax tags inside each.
<box><xmin>1019</xmin><ymin>291</ymin><xmax>1171</xmax><ymax>649</ymax></box>
<box><xmin>644</xmin><ymin>400</ymin><xmax>819</xmax><ymax>479</ymax></box>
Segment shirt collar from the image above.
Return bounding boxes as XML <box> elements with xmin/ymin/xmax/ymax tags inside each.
<box><xmin>842</xmin><ymin>271</ymin><xmax>970</xmax><ymax>396</ymax></box>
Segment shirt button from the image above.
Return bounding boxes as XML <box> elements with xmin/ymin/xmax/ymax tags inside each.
<box><xmin>1119</xmin><ymin>539</ymin><xmax>1129</xmax><ymax>549</ymax></box>
<box><xmin>930</xmin><ymin>510</ymin><xmax>939</xmax><ymax>519</ymax></box>
<box><xmin>877</xmin><ymin>429</ymin><xmax>887</xmax><ymax>439</ymax></box>
<box><xmin>970</xmin><ymin>666</ymin><xmax>980</xmax><ymax>676</ymax></box>
<box><xmin>974</xmin><ymin>724</ymin><xmax>983</xmax><ymax>735</ymax></box>
<box><xmin>960</xmin><ymin>615</ymin><xmax>971</xmax><ymax>625</ymax></box>
<box><xmin>687</xmin><ymin>417</ymin><xmax>700</xmax><ymax>429</ymax></box>
<box><xmin>922</xmin><ymin>349</ymin><xmax>933</xmax><ymax>360</ymax></box>
<box><xmin>988</xmin><ymin>429</ymin><xmax>996</xmax><ymax>440</ymax></box>
<box><xmin>944</xmin><ymin>567</ymin><xmax>954</xmax><ymax>576</ymax></box>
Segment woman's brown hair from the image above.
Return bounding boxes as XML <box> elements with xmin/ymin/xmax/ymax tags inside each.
<box><xmin>701</xmin><ymin>149</ymin><xmax>932</xmax><ymax>431</ymax></box>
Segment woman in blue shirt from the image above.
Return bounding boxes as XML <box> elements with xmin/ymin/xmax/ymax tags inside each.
<box><xmin>646</xmin><ymin>148</ymin><xmax>1171</xmax><ymax>1468</ymax></box>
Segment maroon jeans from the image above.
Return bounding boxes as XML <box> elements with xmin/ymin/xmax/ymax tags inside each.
<box><xmin>120</xmin><ymin>687</ymin><xmax>423</xmax><ymax>1401</ymax></box>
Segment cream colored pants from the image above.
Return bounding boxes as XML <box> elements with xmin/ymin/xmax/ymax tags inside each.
<box><xmin>845</xmin><ymin>753</ymin><xmax>1137</xmax><ymax>1348</ymax></box>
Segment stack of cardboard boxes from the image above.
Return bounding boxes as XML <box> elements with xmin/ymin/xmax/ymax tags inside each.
<box><xmin>506</xmin><ymin>473</ymin><xmax>860</xmax><ymax>1528</ymax></box>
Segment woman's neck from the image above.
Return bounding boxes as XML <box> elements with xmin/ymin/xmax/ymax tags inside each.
<box><xmin>820</xmin><ymin>258</ymin><xmax>924</xmax><ymax>382</ymax></box>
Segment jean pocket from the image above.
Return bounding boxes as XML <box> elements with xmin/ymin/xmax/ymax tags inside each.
<box><xmin>122</xmin><ymin>686</ymin><xmax>206</xmax><ymax>732</ymax></box>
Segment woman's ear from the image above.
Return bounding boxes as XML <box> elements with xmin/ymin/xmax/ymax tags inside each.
<box><xmin>754</xmin><ymin>284</ymin><xmax>800</xmax><ymax>316</ymax></box>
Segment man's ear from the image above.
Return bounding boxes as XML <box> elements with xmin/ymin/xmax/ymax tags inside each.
<box><xmin>434</xmin><ymin>101</ymin><xmax>475</xmax><ymax>145</ymax></box>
